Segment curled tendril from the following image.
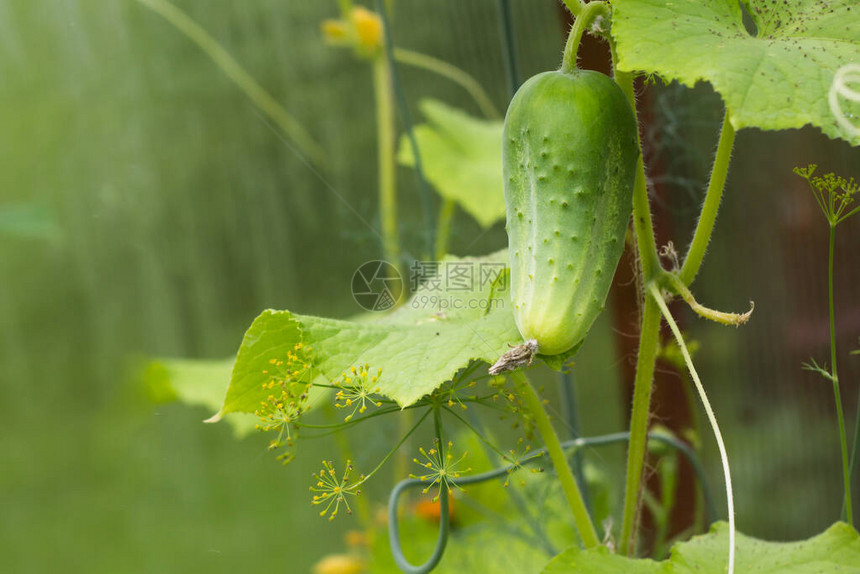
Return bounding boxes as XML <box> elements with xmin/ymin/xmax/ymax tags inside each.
<box><xmin>793</xmin><ymin>164</ymin><xmax>859</xmax><ymax>226</ymax></box>
<box><xmin>829</xmin><ymin>64</ymin><xmax>860</xmax><ymax>139</ymax></box>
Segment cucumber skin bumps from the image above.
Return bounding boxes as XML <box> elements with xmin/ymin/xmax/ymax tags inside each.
<box><xmin>503</xmin><ymin>69</ymin><xmax>638</xmax><ymax>356</ymax></box>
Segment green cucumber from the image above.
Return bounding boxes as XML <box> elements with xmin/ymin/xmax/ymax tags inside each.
<box><xmin>504</xmin><ymin>69</ymin><xmax>638</xmax><ymax>356</ymax></box>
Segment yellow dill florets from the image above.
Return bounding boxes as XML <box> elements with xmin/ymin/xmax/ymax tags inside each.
<box><xmin>310</xmin><ymin>460</ymin><xmax>363</xmax><ymax>521</ymax></box>
<box><xmin>410</xmin><ymin>440</ymin><xmax>471</xmax><ymax>502</ymax></box>
<box><xmin>254</xmin><ymin>343</ymin><xmax>314</xmax><ymax>458</ymax></box>
<box><xmin>334</xmin><ymin>364</ymin><xmax>384</xmax><ymax>422</ymax></box>
<box><xmin>502</xmin><ymin>437</ymin><xmax>544</xmax><ymax>487</ymax></box>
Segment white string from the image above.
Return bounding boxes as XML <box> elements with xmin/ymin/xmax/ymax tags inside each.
<box><xmin>648</xmin><ymin>283</ymin><xmax>735</xmax><ymax>574</ymax></box>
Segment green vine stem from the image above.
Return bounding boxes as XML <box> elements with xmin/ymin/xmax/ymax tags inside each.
<box><xmin>613</xmin><ymin>70</ymin><xmax>661</xmax><ymax>279</ymax></box>
<box><xmin>852</xmin><ymin>368</ymin><xmax>860</xmax><ymax>527</ymax></box>
<box><xmin>561</xmin><ymin>2</ymin><xmax>608</xmax><ymax>74</ymax></box>
<box><xmin>610</xmin><ymin>39</ymin><xmax>664</xmax><ymax>555</ymax></box>
<box><xmin>373</xmin><ymin>56</ymin><xmax>401</xmax><ymax>273</ymax></box>
<box><xmin>618</xmin><ymin>296</ymin><xmax>662</xmax><ymax>556</ymax></box>
<box><xmin>649</xmin><ymin>282</ymin><xmax>735</xmax><ymax>574</ymax></box>
<box><xmin>434</xmin><ymin>199</ymin><xmax>456</xmax><ymax>260</ymax></box>
<box><xmin>851</xmin><ymin>361</ymin><xmax>860</xmax><ymax>525</ymax></box>
<box><xmin>608</xmin><ymin>27</ymin><xmax>738</xmax><ymax>553</ymax></box>
<box><xmin>828</xmin><ymin>224</ymin><xmax>853</xmax><ymax>524</ymax></box>
<box><xmin>679</xmin><ymin>112</ymin><xmax>736</xmax><ymax>286</ymax></box>
<box><xmin>559</xmin><ymin>0</ymin><xmax>584</xmax><ymax>19</ymax></box>
<box><xmin>355</xmin><ymin>408</ymin><xmax>432</xmax><ymax>489</ymax></box>
<box><xmin>509</xmin><ymin>370</ymin><xmax>599</xmax><ymax>548</ymax></box>
<box><xmin>134</xmin><ymin>0</ymin><xmax>325</xmax><ymax>166</ymax></box>
<box><xmin>794</xmin><ymin>165</ymin><xmax>858</xmax><ymax>524</ymax></box>
<box><xmin>394</xmin><ymin>48</ymin><xmax>500</xmax><ymax>119</ymax></box>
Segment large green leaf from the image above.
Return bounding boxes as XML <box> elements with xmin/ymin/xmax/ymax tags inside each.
<box><xmin>672</xmin><ymin>522</ymin><xmax>860</xmax><ymax>573</ymax></box>
<box><xmin>542</xmin><ymin>521</ymin><xmax>860</xmax><ymax>573</ymax></box>
<box><xmin>543</xmin><ymin>546</ymin><xmax>657</xmax><ymax>574</ymax></box>
<box><xmin>218</xmin><ymin>252</ymin><xmax>522</xmax><ymax>412</ymax></box>
<box><xmin>398</xmin><ymin>99</ymin><xmax>506</xmax><ymax>228</ymax></box>
<box><xmin>157</xmin><ymin>253</ymin><xmax>582</xmax><ymax>423</ymax></box>
<box><xmin>611</xmin><ymin>0</ymin><xmax>860</xmax><ymax>145</ymax></box>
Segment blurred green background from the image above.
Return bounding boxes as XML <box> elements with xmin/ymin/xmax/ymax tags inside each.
<box><xmin>1</xmin><ymin>1</ymin><xmax>858</xmax><ymax>573</ymax></box>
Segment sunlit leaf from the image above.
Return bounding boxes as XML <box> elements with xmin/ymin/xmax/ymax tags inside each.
<box><xmin>543</xmin><ymin>545</ymin><xmax>657</xmax><ymax>574</ymax></box>
<box><xmin>542</xmin><ymin>521</ymin><xmax>860</xmax><ymax>573</ymax></box>
<box><xmin>612</xmin><ymin>0</ymin><xmax>860</xmax><ymax>145</ymax></box>
<box><xmin>398</xmin><ymin>100</ymin><xmax>505</xmax><ymax>228</ymax></box>
<box><xmin>220</xmin><ymin>252</ymin><xmax>518</xmax><ymax>411</ymax></box>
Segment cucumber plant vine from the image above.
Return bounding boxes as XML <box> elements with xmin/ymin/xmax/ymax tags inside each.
<box><xmin>145</xmin><ymin>0</ymin><xmax>860</xmax><ymax>572</ymax></box>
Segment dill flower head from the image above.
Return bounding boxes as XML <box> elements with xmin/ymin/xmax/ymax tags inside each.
<box><xmin>410</xmin><ymin>439</ymin><xmax>471</xmax><ymax>502</ymax></box>
<box><xmin>794</xmin><ymin>164</ymin><xmax>859</xmax><ymax>226</ymax></box>
<box><xmin>310</xmin><ymin>460</ymin><xmax>363</xmax><ymax>521</ymax></box>
<box><xmin>435</xmin><ymin>378</ymin><xmax>476</xmax><ymax>411</ymax></box>
<box><xmin>255</xmin><ymin>343</ymin><xmax>314</xmax><ymax>454</ymax></box>
<box><xmin>502</xmin><ymin>437</ymin><xmax>544</xmax><ymax>488</ymax></box>
<box><xmin>334</xmin><ymin>364</ymin><xmax>384</xmax><ymax>422</ymax></box>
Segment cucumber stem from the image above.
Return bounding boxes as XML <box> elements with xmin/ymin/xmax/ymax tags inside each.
<box><xmin>561</xmin><ymin>2</ymin><xmax>607</xmax><ymax>74</ymax></box>
<box><xmin>509</xmin><ymin>370</ymin><xmax>600</xmax><ymax>548</ymax></box>
<box><xmin>679</xmin><ymin>111</ymin><xmax>736</xmax><ymax>286</ymax></box>
<box><xmin>559</xmin><ymin>0</ymin><xmax>584</xmax><ymax>18</ymax></box>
